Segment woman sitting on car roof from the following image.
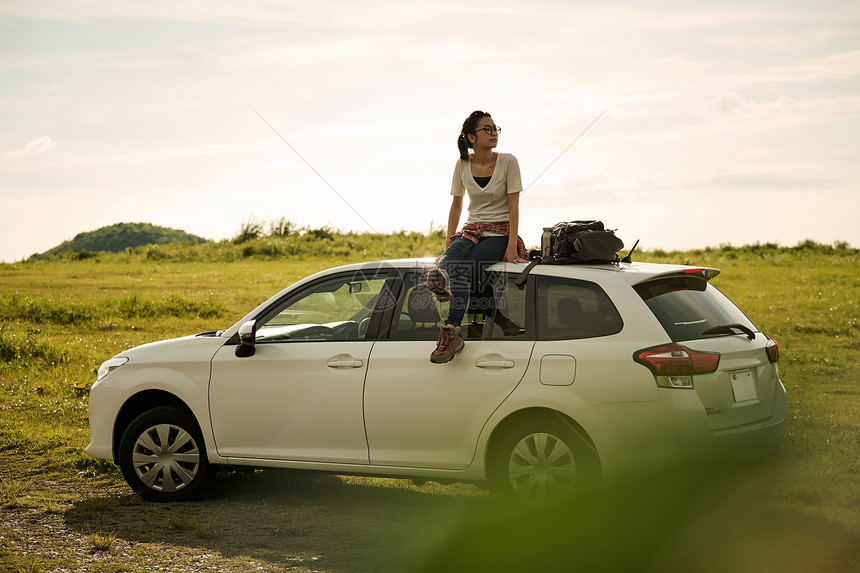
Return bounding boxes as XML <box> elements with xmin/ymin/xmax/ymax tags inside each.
<box><xmin>426</xmin><ymin>110</ymin><xmax>529</xmax><ymax>364</ymax></box>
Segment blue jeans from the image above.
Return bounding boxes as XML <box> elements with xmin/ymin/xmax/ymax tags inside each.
<box><xmin>436</xmin><ymin>236</ymin><xmax>508</xmax><ymax>327</ymax></box>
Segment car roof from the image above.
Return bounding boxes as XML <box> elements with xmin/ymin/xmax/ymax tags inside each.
<box><xmin>328</xmin><ymin>258</ymin><xmax>721</xmax><ymax>285</ymax></box>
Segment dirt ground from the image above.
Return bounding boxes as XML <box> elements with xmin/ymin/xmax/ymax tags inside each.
<box><xmin>4</xmin><ymin>462</ymin><xmax>860</xmax><ymax>573</ymax></box>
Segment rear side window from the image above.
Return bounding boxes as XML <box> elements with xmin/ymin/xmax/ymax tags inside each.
<box><xmin>537</xmin><ymin>276</ymin><xmax>623</xmax><ymax>340</ymax></box>
<box><xmin>634</xmin><ymin>276</ymin><xmax>757</xmax><ymax>342</ymax></box>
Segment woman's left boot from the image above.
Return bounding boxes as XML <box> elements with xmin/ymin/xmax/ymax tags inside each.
<box><xmin>430</xmin><ymin>324</ymin><xmax>464</xmax><ymax>364</ymax></box>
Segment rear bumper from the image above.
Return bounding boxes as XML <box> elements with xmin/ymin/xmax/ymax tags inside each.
<box><xmin>579</xmin><ymin>376</ymin><xmax>787</xmax><ymax>479</ymax></box>
<box><xmin>710</xmin><ymin>376</ymin><xmax>786</xmax><ymax>458</ymax></box>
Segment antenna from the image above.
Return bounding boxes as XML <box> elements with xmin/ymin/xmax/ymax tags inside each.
<box><xmin>621</xmin><ymin>239</ymin><xmax>640</xmax><ymax>263</ymax></box>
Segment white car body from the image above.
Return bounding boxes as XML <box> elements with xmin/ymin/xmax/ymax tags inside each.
<box><xmin>86</xmin><ymin>258</ymin><xmax>786</xmax><ymax>500</ymax></box>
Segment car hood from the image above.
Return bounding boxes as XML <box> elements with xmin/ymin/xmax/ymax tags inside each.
<box><xmin>114</xmin><ymin>331</ymin><xmax>227</xmax><ymax>363</ymax></box>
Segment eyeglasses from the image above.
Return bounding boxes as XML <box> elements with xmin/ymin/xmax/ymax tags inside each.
<box><xmin>475</xmin><ymin>125</ymin><xmax>501</xmax><ymax>135</ymax></box>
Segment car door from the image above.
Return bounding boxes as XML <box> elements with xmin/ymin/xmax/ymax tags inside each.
<box><xmin>363</xmin><ymin>269</ymin><xmax>535</xmax><ymax>470</ymax></box>
<box><xmin>209</xmin><ymin>270</ymin><xmax>393</xmax><ymax>464</ymax></box>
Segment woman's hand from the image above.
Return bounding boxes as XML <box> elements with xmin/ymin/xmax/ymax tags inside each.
<box><xmin>503</xmin><ymin>245</ymin><xmax>527</xmax><ymax>264</ymax></box>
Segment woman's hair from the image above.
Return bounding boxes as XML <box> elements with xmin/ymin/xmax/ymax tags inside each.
<box><xmin>457</xmin><ymin>110</ymin><xmax>492</xmax><ymax>160</ymax></box>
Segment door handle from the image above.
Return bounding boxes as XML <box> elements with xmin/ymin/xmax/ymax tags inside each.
<box><xmin>326</xmin><ymin>356</ymin><xmax>364</xmax><ymax>368</ymax></box>
<box><xmin>475</xmin><ymin>357</ymin><xmax>515</xmax><ymax>369</ymax></box>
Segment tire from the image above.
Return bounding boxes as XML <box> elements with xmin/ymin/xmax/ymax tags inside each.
<box><xmin>490</xmin><ymin>416</ymin><xmax>598</xmax><ymax>503</ymax></box>
<box><xmin>118</xmin><ymin>406</ymin><xmax>213</xmax><ymax>501</ymax></box>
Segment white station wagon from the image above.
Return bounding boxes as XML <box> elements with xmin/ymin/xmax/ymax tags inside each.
<box><xmin>86</xmin><ymin>258</ymin><xmax>786</xmax><ymax>501</ymax></box>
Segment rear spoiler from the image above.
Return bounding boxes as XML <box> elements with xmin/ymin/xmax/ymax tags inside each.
<box><xmin>632</xmin><ymin>267</ymin><xmax>721</xmax><ymax>285</ymax></box>
<box><xmin>515</xmin><ymin>261</ymin><xmax>720</xmax><ymax>289</ymax></box>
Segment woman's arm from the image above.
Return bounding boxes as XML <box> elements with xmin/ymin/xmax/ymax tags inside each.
<box><xmin>446</xmin><ymin>195</ymin><xmax>463</xmax><ymax>251</ymax></box>
<box><xmin>504</xmin><ymin>192</ymin><xmax>526</xmax><ymax>263</ymax></box>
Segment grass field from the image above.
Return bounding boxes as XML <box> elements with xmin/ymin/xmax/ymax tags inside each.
<box><xmin>1</xmin><ymin>240</ymin><xmax>858</xmax><ymax>572</ymax></box>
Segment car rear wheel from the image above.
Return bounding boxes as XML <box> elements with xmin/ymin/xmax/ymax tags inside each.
<box><xmin>118</xmin><ymin>406</ymin><xmax>213</xmax><ymax>501</ymax></box>
<box><xmin>491</xmin><ymin>417</ymin><xmax>598</xmax><ymax>503</ymax></box>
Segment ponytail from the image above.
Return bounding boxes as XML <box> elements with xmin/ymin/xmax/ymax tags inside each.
<box><xmin>457</xmin><ymin>133</ymin><xmax>470</xmax><ymax>160</ymax></box>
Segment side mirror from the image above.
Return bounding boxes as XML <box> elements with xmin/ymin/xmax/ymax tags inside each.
<box><xmin>235</xmin><ymin>320</ymin><xmax>257</xmax><ymax>357</ymax></box>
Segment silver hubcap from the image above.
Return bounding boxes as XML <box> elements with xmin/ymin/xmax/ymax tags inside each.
<box><xmin>508</xmin><ymin>432</ymin><xmax>577</xmax><ymax>500</ymax></box>
<box><xmin>132</xmin><ymin>423</ymin><xmax>200</xmax><ymax>492</ymax></box>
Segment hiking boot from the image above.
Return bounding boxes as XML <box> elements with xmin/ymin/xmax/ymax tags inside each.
<box><xmin>430</xmin><ymin>324</ymin><xmax>464</xmax><ymax>364</ymax></box>
<box><xmin>426</xmin><ymin>268</ymin><xmax>452</xmax><ymax>302</ymax></box>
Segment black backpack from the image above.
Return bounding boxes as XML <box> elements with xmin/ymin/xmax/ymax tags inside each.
<box><xmin>549</xmin><ymin>220</ymin><xmax>624</xmax><ymax>263</ymax></box>
<box><xmin>516</xmin><ymin>221</ymin><xmax>624</xmax><ymax>287</ymax></box>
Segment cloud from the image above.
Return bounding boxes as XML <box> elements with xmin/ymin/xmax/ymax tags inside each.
<box><xmin>704</xmin><ymin>92</ymin><xmax>755</xmax><ymax>116</ymax></box>
<box><xmin>708</xmin><ymin>172</ymin><xmax>836</xmax><ymax>192</ymax></box>
<box><xmin>699</xmin><ymin>93</ymin><xmax>860</xmax><ymax>137</ymax></box>
<box><xmin>0</xmin><ymin>52</ymin><xmax>171</xmax><ymax>73</ymax></box>
<box><xmin>5</xmin><ymin>136</ymin><xmax>56</xmax><ymax>159</ymax></box>
<box><xmin>2</xmin><ymin>139</ymin><xmax>274</xmax><ymax>172</ymax></box>
<box><xmin>734</xmin><ymin>50</ymin><xmax>860</xmax><ymax>85</ymax></box>
<box><xmin>0</xmin><ymin>0</ymin><xmax>432</xmax><ymax>26</ymax></box>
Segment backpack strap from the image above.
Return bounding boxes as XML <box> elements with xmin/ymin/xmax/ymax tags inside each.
<box><xmin>514</xmin><ymin>256</ymin><xmax>542</xmax><ymax>288</ymax></box>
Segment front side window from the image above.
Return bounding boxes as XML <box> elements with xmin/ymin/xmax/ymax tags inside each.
<box><xmin>537</xmin><ymin>276</ymin><xmax>623</xmax><ymax>340</ymax></box>
<box><xmin>256</xmin><ymin>273</ymin><xmax>390</xmax><ymax>342</ymax></box>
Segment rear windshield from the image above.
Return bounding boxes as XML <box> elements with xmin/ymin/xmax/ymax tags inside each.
<box><xmin>634</xmin><ymin>276</ymin><xmax>757</xmax><ymax>342</ymax></box>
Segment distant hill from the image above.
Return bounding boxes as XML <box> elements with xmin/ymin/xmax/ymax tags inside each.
<box><xmin>35</xmin><ymin>222</ymin><xmax>209</xmax><ymax>258</ymax></box>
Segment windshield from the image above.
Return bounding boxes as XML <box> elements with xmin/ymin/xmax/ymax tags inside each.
<box><xmin>634</xmin><ymin>276</ymin><xmax>758</xmax><ymax>342</ymax></box>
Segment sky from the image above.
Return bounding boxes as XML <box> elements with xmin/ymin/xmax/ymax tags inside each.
<box><xmin>1</xmin><ymin>0</ymin><xmax>858</xmax><ymax>262</ymax></box>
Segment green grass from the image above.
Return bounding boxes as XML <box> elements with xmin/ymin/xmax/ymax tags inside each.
<box><xmin>1</xmin><ymin>239</ymin><xmax>859</xmax><ymax>572</ymax></box>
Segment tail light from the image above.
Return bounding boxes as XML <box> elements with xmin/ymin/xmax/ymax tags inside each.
<box><xmin>681</xmin><ymin>267</ymin><xmax>721</xmax><ymax>280</ymax></box>
<box><xmin>634</xmin><ymin>344</ymin><xmax>720</xmax><ymax>389</ymax></box>
<box><xmin>764</xmin><ymin>333</ymin><xmax>779</xmax><ymax>363</ymax></box>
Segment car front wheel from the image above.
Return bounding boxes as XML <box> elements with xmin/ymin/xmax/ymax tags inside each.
<box><xmin>491</xmin><ymin>417</ymin><xmax>598</xmax><ymax>503</ymax></box>
<box><xmin>118</xmin><ymin>406</ymin><xmax>213</xmax><ymax>501</ymax></box>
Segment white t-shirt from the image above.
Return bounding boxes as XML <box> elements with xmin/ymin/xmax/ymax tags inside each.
<box><xmin>450</xmin><ymin>153</ymin><xmax>523</xmax><ymax>224</ymax></box>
